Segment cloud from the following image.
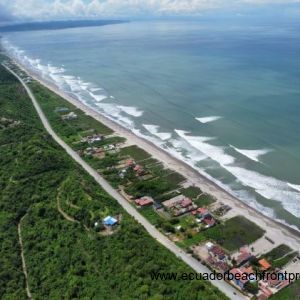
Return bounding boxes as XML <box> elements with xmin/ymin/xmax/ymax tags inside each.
<box><xmin>1</xmin><ymin>0</ymin><xmax>300</xmax><ymax>21</ymax></box>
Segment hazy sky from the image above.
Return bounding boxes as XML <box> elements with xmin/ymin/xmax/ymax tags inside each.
<box><xmin>0</xmin><ymin>0</ymin><xmax>300</xmax><ymax>22</ymax></box>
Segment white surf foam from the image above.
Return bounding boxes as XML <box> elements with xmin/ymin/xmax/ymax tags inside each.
<box><xmin>143</xmin><ymin>124</ymin><xmax>172</xmax><ymax>141</ymax></box>
<box><xmin>175</xmin><ymin>130</ymin><xmax>235</xmax><ymax>166</ymax></box>
<box><xmin>174</xmin><ymin>129</ymin><xmax>300</xmax><ymax>218</ymax></box>
<box><xmin>226</xmin><ymin>166</ymin><xmax>300</xmax><ymax>218</ymax></box>
<box><xmin>288</xmin><ymin>183</ymin><xmax>300</xmax><ymax>193</ymax></box>
<box><xmin>88</xmin><ymin>91</ymin><xmax>107</xmax><ymax>102</ymax></box>
<box><xmin>196</xmin><ymin>116</ymin><xmax>222</xmax><ymax>124</ymax></box>
<box><xmin>230</xmin><ymin>145</ymin><xmax>272</xmax><ymax>163</ymax></box>
<box><xmin>117</xmin><ymin>105</ymin><xmax>144</xmax><ymax>117</ymax></box>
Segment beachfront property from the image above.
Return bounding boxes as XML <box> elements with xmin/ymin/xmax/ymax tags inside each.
<box><xmin>61</xmin><ymin>111</ymin><xmax>78</xmax><ymax>120</ymax></box>
<box><xmin>80</xmin><ymin>133</ymin><xmax>103</xmax><ymax>144</ymax></box>
<box><xmin>135</xmin><ymin>196</ymin><xmax>154</xmax><ymax>207</ymax></box>
<box><xmin>191</xmin><ymin>207</ymin><xmax>216</xmax><ymax>228</ymax></box>
<box><xmin>234</xmin><ymin>247</ymin><xmax>253</xmax><ymax>266</ymax></box>
<box><xmin>162</xmin><ymin>195</ymin><xmax>197</xmax><ymax>217</ymax></box>
<box><xmin>118</xmin><ymin>159</ymin><xmax>146</xmax><ymax>179</ymax></box>
<box><xmin>230</xmin><ymin>266</ymin><xmax>255</xmax><ymax>289</ymax></box>
<box><xmin>84</xmin><ymin>147</ymin><xmax>105</xmax><ymax>159</ymax></box>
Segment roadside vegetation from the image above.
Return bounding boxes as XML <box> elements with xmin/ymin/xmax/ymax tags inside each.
<box><xmin>0</xmin><ymin>63</ymin><xmax>226</xmax><ymax>299</ymax></box>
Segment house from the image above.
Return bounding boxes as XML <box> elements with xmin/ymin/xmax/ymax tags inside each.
<box><xmin>259</xmin><ymin>259</ymin><xmax>271</xmax><ymax>271</ymax></box>
<box><xmin>230</xmin><ymin>266</ymin><xmax>254</xmax><ymax>289</ymax></box>
<box><xmin>209</xmin><ymin>245</ymin><xmax>226</xmax><ymax>260</ymax></box>
<box><xmin>103</xmin><ymin>216</ymin><xmax>118</xmax><ymax>226</ymax></box>
<box><xmin>203</xmin><ymin>214</ymin><xmax>216</xmax><ymax>227</ymax></box>
<box><xmin>236</xmin><ymin>247</ymin><xmax>252</xmax><ymax>265</ymax></box>
<box><xmin>135</xmin><ymin>196</ymin><xmax>154</xmax><ymax>207</ymax></box>
<box><xmin>133</xmin><ymin>164</ymin><xmax>145</xmax><ymax>176</ymax></box>
<box><xmin>61</xmin><ymin>112</ymin><xmax>77</xmax><ymax>120</ymax></box>
<box><xmin>196</xmin><ymin>207</ymin><xmax>209</xmax><ymax>218</ymax></box>
<box><xmin>81</xmin><ymin>134</ymin><xmax>103</xmax><ymax>144</ymax></box>
<box><xmin>162</xmin><ymin>195</ymin><xmax>197</xmax><ymax>216</ymax></box>
<box><xmin>181</xmin><ymin>198</ymin><xmax>192</xmax><ymax>208</ymax></box>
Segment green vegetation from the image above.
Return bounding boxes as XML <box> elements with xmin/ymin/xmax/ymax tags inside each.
<box><xmin>271</xmin><ymin>279</ymin><xmax>300</xmax><ymax>300</ymax></box>
<box><xmin>180</xmin><ymin>186</ymin><xmax>202</xmax><ymax>199</ymax></box>
<box><xmin>139</xmin><ymin>206</ymin><xmax>163</xmax><ymax>226</ymax></box>
<box><xmin>260</xmin><ymin>244</ymin><xmax>297</xmax><ymax>268</ymax></box>
<box><xmin>203</xmin><ymin>216</ymin><xmax>265</xmax><ymax>252</ymax></box>
<box><xmin>177</xmin><ymin>233</ymin><xmax>206</xmax><ymax>249</ymax></box>
<box><xmin>29</xmin><ymin>81</ymin><xmax>113</xmax><ymax>144</ymax></box>
<box><xmin>194</xmin><ymin>193</ymin><xmax>215</xmax><ymax>207</ymax></box>
<box><xmin>0</xmin><ymin>63</ymin><xmax>226</xmax><ymax>299</ymax></box>
<box><xmin>120</xmin><ymin>145</ymin><xmax>151</xmax><ymax>161</ymax></box>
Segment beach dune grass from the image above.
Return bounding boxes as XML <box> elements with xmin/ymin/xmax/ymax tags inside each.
<box><xmin>203</xmin><ymin>216</ymin><xmax>265</xmax><ymax>252</ymax></box>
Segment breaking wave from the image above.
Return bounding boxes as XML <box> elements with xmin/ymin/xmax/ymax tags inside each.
<box><xmin>196</xmin><ymin>116</ymin><xmax>222</xmax><ymax>124</ymax></box>
<box><xmin>174</xmin><ymin>130</ymin><xmax>300</xmax><ymax>218</ymax></box>
<box><xmin>143</xmin><ymin>124</ymin><xmax>172</xmax><ymax>141</ymax></box>
<box><xmin>230</xmin><ymin>145</ymin><xmax>272</xmax><ymax>163</ymax></box>
<box><xmin>117</xmin><ymin>105</ymin><xmax>144</xmax><ymax>117</ymax></box>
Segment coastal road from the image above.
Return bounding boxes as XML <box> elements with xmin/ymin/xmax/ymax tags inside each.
<box><xmin>5</xmin><ymin>64</ymin><xmax>247</xmax><ymax>300</ymax></box>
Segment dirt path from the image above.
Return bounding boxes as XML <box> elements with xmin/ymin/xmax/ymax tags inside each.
<box><xmin>18</xmin><ymin>214</ymin><xmax>33</xmax><ymax>300</ymax></box>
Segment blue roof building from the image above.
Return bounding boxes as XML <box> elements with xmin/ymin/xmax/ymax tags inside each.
<box><xmin>103</xmin><ymin>216</ymin><xmax>118</xmax><ymax>226</ymax></box>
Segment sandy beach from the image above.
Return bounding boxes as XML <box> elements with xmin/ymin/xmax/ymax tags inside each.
<box><xmin>16</xmin><ymin>60</ymin><xmax>300</xmax><ymax>254</ymax></box>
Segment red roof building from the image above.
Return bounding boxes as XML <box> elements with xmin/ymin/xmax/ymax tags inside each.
<box><xmin>197</xmin><ymin>207</ymin><xmax>208</xmax><ymax>214</ymax></box>
<box><xmin>135</xmin><ymin>196</ymin><xmax>154</xmax><ymax>207</ymax></box>
<box><xmin>181</xmin><ymin>198</ymin><xmax>192</xmax><ymax>208</ymax></box>
<box><xmin>259</xmin><ymin>259</ymin><xmax>271</xmax><ymax>270</ymax></box>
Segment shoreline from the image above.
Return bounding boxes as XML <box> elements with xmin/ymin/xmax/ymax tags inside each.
<box><xmin>12</xmin><ymin>57</ymin><xmax>300</xmax><ymax>251</ymax></box>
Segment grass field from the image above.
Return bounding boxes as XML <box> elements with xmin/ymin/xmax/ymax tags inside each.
<box><xmin>271</xmin><ymin>279</ymin><xmax>300</xmax><ymax>300</ymax></box>
<box><xmin>260</xmin><ymin>244</ymin><xmax>297</xmax><ymax>269</ymax></box>
<box><xmin>180</xmin><ymin>186</ymin><xmax>202</xmax><ymax>199</ymax></box>
<box><xmin>177</xmin><ymin>233</ymin><xmax>206</xmax><ymax>249</ymax></box>
<box><xmin>203</xmin><ymin>216</ymin><xmax>265</xmax><ymax>252</ymax></box>
<box><xmin>194</xmin><ymin>194</ymin><xmax>216</xmax><ymax>207</ymax></box>
<box><xmin>119</xmin><ymin>145</ymin><xmax>151</xmax><ymax>161</ymax></box>
<box><xmin>139</xmin><ymin>206</ymin><xmax>162</xmax><ymax>226</ymax></box>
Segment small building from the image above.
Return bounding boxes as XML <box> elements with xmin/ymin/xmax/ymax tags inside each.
<box><xmin>203</xmin><ymin>216</ymin><xmax>216</xmax><ymax>227</ymax></box>
<box><xmin>135</xmin><ymin>196</ymin><xmax>154</xmax><ymax>207</ymax></box>
<box><xmin>103</xmin><ymin>216</ymin><xmax>118</xmax><ymax>227</ymax></box>
<box><xmin>162</xmin><ymin>195</ymin><xmax>197</xmax><ymax>217</ymax></box>
<box><xmin>61</xmin><ymin>112</ymin><xmax>77</xmax><ymax>120</ymax></box>
<box><xmin>259</xmin><ymin>259</ymin><xmax>271</xmax><ymax>271</ymax></box>
<box><xmin>209</xmin><ymin>245</ymin><xmax>226</xmax><ymax>260</ymax></box>
<box><xmin>230</xmin><ymin>266</ymin><xmax>254</xmax><ymax>289</ymax></box>
<box><xmin>236</xmin><ymin>247</ymin><xmax>252</xmax><ymax>266</ymax></box>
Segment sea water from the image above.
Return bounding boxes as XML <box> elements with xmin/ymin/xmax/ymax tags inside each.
<box><xmin>2</xmin><ymin>19</ymin><xmax>300</xmax><ymax>229</ymax></box>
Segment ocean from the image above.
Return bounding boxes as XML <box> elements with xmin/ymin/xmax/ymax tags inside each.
<box><xmin>2</xmin><ymin>19</ymin><xmax>300</xmax><ymax>230</ymax></box>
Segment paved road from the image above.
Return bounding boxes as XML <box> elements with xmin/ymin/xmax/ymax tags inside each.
<box><xmin>5</xmin><ymin>64</ymin><xmax>247</xmax><ymax>300</ymax></box>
